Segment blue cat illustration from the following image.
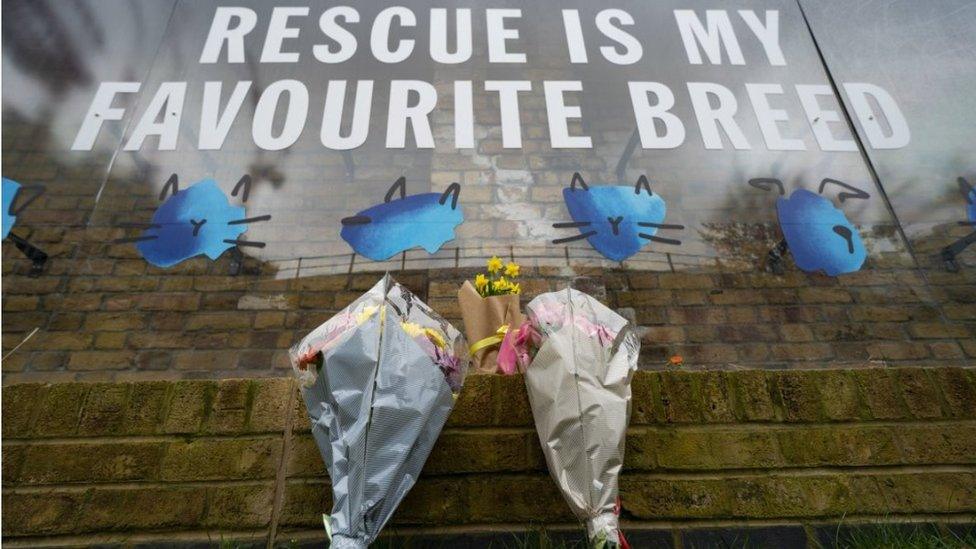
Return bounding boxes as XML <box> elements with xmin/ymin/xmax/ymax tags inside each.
<box><xmin>750</xmin><ymin>177</ymin><xmax>868</xmax><ymax>276</ymax></box>
<box><xmin>2</xmin><ymin>177</ymin><xmax>49</xmax><ymax>276</ymax></box>
<box><xmin>340</xmin><ymin>177</ymin><xmax>463</xmax><ymax>261</ymax></box>
<box><xmin>3</xmin><ymin>177</ymin><xmax>45</xmax><ymax>240</ymax></box>
<box><xmin>962</xmin><ymin>177</ymin><xmax>976</xmax><ymax>225</ymax></box>
<box><xmin>551</xmin><ymin>173</ymin><xmax>683</xmax><ymax>261</ymax></box>
<box><xmin>117</xmin><ymin>174</ymin><xmax>270</xmax><ymax>268</ymax></box>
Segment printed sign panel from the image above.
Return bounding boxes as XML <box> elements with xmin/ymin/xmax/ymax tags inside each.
<box><xmin>801</xmin><ymin>0</ymin><xmax>976</xmax><ymax>267</ymax></box>
<box><xmin>5</xmin><ymin>0</ymin><xmax>930</xmax><ymax>276</ymax></box>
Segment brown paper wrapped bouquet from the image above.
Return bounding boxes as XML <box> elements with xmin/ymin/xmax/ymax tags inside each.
<box><xmin>457</xmin><ymin>256</ymin><xmax>524</xmax><ymax>373</ymax></box>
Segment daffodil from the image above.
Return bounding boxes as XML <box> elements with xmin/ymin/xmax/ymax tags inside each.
<box><xmin>511</xmin><ymin>283</ymin><xmax>521</xmax><ymax>295</ymax></box>
<box><xmin>401</xmin><ymin>322</ymin><xmax>425</xmax><ymax>338</ymax></box>
<box><xmin>474</xmin><ymin>273</ymin><xmax>488</xmax><ymax>293</ymax></box>
<box><xmin>504</xmin><ymin>262</ymin><xmax>520</xmax><ymax>278</ymax></box>
<box><xmin>356</xmin><ymin>305</ymin><xmax>378</xmax><ymax>324</ymax></box>
<box><xmin>424</xmin><ymin>328</ymin><xmax>446</xmax><ymax>349</ymax></box>
<box><xmin>486</xmin><ymin>255</ymin><xmax>503</xmax><ymax>274</ymax></box>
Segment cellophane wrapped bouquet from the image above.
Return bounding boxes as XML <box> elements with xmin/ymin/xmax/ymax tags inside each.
<box><xmin>290</xmin><ymin>275</ymin><xmax>468</xmax><ymax>548</ymax></box>
<box><xmin>505</xmin><ymin>287</ymin><xmax>640</xmax><ymax>548</ymax></box>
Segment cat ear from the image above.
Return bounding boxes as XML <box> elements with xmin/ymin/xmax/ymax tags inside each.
<box><xmin>818</xmin><ymin>178</ymin><xmax>870</xmax><ymax>202</ymax></box>
<box><xmin>232</xmin><ymin>175</ymin><xmax>253</xmax><ymax>203</ymax></box>
<box><xmin>438</xmin><ymin>182</ymin><xmax>461</xmax><ymax>209</ymax></box>
<box><xmin>385</xmin><ymin>176</ymin><xmax>407</xmax><ymax>202</ymax></box>
<box><xmin>748</xmin><ymin>178</ymin><xmax>784</xmax><ymax>196</ymax></box>
<box><xmin>159</xmin><ymin>174</ymin><xmax>179</xmax><ymax>201</ymax></box>
<box><xmin>10</xmin><ymin>184</ymin><xmax>44</xmax><ymax>216</ymax></box>
<box><xmin>634</xmin><ymin>175</ymin><xmax>653</xmax><ymax>196</ymax></box>
<box><xmin>960</xmin><ymin>177</ymin><xmax>974</xmax><ymax>204</ymax></box>
<box><xmin>570</xmin><ymin>172</ymin><xmax>589</xmax><ymax>191</ymax></box>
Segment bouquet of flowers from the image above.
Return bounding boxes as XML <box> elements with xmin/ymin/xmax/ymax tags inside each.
<box><xmin>509</xmin><ymin>287</ymin><xmax>640</xmax><ymax>548</ymax></box>
<box><xmin>290</xmin><ymin>275</ymin><xmax>468</xmax><ymax>548</ymax></box>
<box><xmin>457</xmin><ymin>256</ymin><xmax>524</xmax><ymax>373</ymax></box>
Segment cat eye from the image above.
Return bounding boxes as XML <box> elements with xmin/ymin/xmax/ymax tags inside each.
<box><xmin>832</xmin><ymin>225</ymin><xmax>855</xmax><ymax>254</ymax></box>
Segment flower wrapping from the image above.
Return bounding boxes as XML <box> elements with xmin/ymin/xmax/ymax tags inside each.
<box><xmin>289</xmin><ymin>275</ymin><xmax>468</xmax><ymax>548</ymax></box>
<box><xmin>521</xmin><ymin>288</ymin><xmax>640</xmax><ymax>548</ymax></box>
<box><xmin>457</xmin><ymin>280</ymin><xmax>523</xmax><ymax>373</ymax></box>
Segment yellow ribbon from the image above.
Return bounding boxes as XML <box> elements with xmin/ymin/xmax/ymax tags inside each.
<box><xmin>469</xmin><ymin>324</ymin><xmax>510</xmax><ymax>356</ymax></box>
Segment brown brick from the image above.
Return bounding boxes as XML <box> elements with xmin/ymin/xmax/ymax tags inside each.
<box><xmin>248</xmin><ymin>377</ymin><xmax>294</xmax><ymax>432</ymax></box>
<box><xmin>894</xmin><ymin>423</ymin><xmax>976</xmax><ymax>464</ymax></box>
<box><xmin>3</xmin><ymin>295</ymin><xmax>39</xmax><ymax>311</ymax></box>
<box><xmin>770</xmin><ymin>371</ymin><xmax>824</xmax><ymax>422</ymax></box>
<box><xmin>185</xmin><ymin>312</ymin><xmax>252</xmax><ymax>331</ymax></box>
<box><xmin>730</xmin><ymin>370</ymin><xmax>776</xmax><ymax>421</ymax></box>
<box><xmin>123</xmin><ymin>381</ymin><xmax>170</xmax><ymax>434</ymax></box>
<box><xmin>40</xmin><ymin>331</ymin><xmax>93</xmax><ymax>350</ymax></box>
<box><xmin>447</xmin><ymin>375</ymin><xmax>493</xmax><ymax>427</ymax></box>
<box><xmin>2</xmin><ymin>383</ymin><xmax>45</xmax><ymax>437</ymax></box>
<box><xmin>76</xmin><ymin>486</ymin><xmax>207</xmax><ymax>533</ymax></box>
<box><xmin>33</xmin><ymin>383</ymin><xmax>89</xmax><ymax>436</ymax></box>
<box><xmin>67</xmin><ymin>351</ymin><xmax>134</xmax><ymax>371</ymax></box>
<box><xmin>798</xmin><ymin>287</ymin><xmax>852</xmax><ymax>303</ymax></box>
<box><xmin>77</xmin><ymin>384</ymin><xmax>129</xmax><ymax>435</ymax></box>
<box><xmin>83</xmin><ymin>312</ymin><xmax>145</xmax><ymax>331</ymax></box>
<box><xmin>2</xmin><ymin>491</ymin><xmax>86</xmax><ymax>536</ymax></box>
<box><xmin>894</xmin><ymin>369</ymin><xmax>944</xmax><ymax>419</ymax></box>
<box><xmin>18</xmin><ymin>441</ymin><xmax>165</xmax><ymax>484</ymax></box>
<box><xmin>770</xmin><ymin>343</ymin><xmax>833</xmax><ymax>361</ymax></box>
<box><xmin>934</xmin><ymin>368</ymin><xmax>976</xmax><ymax>418</ymax></box>
<box><xmin>162</xmin><ymin>381</ymin><xmax>214</xmax><ymax>434</ymax></box>
<box><xmin>160</xmin><ymin>437</ymin><xmax>281</xmax><ymax>481</ymax></box>
<box><xmin>851</xmin><ymin>369</ymin><xmax>909</xmax><ymax>420</ymax></box>
<box><xmin>203</xmin><ymin>483</ymin><xmax>275</xmax><ymax>528</ymax></box>
<box><xmin>908</xmin><ymin>322</ymin><xmax>970</xmax><ymax>339</ymax></box>
<box><xmin>867</xmin><ymin>342</ymin><xmax>930</xmax><ymax>361</ymax></box>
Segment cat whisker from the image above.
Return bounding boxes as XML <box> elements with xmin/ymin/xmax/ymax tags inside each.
<box><xmin>115</xmin><ymin>235</ymin><xmax>158</xmax><ymax>244</ymax></box>
<box><xmin>341</xmin><ymin>215</ymin><xmax>372</xmax><ymax>225</ymax></box>
<box><xmin>228</xmin><ymin>215</ymin><xmax>272</xmax><ymax>225</ymax></box>
<box><xmin>224</xmin><ymin>239</ymin><xmax>266</xmax><ymax>248</ymax></box>
<box><xmin>637</xmin><ymin>222</ymin><xmax>685</xmax><ymax>230</ymax></box>
<box><xmin>116</xmin><ymin>222</ymin><xmax>161</xmax><ymax>229</ymax></box>
<box><xmin>638</xmin><ymin>233</ymin><xmax>682</xmax><ymax>245</ymax></box>
<box><xmin>553</xmin><ymin>221</ymin><xmax>592</xmax><ymax>228</ymax></box>
<box><xmin>552</xmin><ymin>231</ymin><xmax>597</xmax><ymax>244</ymax></box>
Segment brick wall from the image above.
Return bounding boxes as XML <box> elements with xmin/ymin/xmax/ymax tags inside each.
<box><xmin>4</xmin><ymin>367</ymin><xmax>975</xmax><ymax>546</ymax></box>
<box><xmin>3</xmin><ymin>259</ymin><xmax>974</xmax><ymax>382</ymax></box>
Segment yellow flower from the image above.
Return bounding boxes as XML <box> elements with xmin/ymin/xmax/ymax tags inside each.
<box><xmin>356</xmin><ymin>305</ymin><xmax>378</xmax><ymax>324</ymax></box>
<box><xmin>510</xmin><ymin>283</ymin><xmax>521</xmax><ymax>295</ymax></box>
<box><xmin>474</xmin><ymin>273</ymin><xmax>488</xmax><ymax>292</ymax></box>
<box><xmin>494</xmin><ymin>277</ymin><xmax>509</xmax><ymax>291</ymax></box>
<box><xmin>401</xmin><ymin>322</ymin><xmax>424</xmax><ymax>338</ymax></box>
<box><xmin>504</xmin><ymin>262</ymin><xmax>520</xmax><ymax>278</ymax></box>
<box><xmin>424</xmin><ymin>328</ymin><xmax>446</xmax><ymax>349</ymax></box>
<box><xmin>486</xmin><ymin>256</ymin><xmax>503</xmax><ymax>274</ymax></box>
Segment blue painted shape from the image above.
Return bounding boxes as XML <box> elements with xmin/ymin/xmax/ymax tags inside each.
<box><xmin>341</xmin><ymin>188</ymin><xmax>463</xmax><ymax>261</ymax></box>
<box><xmin>137</xmin><ymin>179</ymin><xmax>246</xmax><ymax>268</ymax></box>
<box><xmin>967</xmin><ymin>186</ymin><xmax>975</xmax><ymax>223</ymax></box>
<box><xmin>777</xmin><ymin>189</ymin><xmax>866</xmax><ymax>276</ymax></box>
<box><xmin>561</xmin><ymin>185</ymin><xmax>667</xmax><ymax>262</ymax></box>
<box><xmin>2</xmin><ymin>178</ymin><xmax>20</xmax><ymax>240</ymax></box>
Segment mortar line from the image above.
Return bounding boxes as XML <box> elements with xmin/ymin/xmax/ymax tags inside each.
<box><xmin>279</xmin><ymin>463</ymin><xmax>976</xmax><ymax>485</ymax></box>
<box><xmin>5</xmin><ymin>415</ymin><xmax>975</xmax><ymax>445</ymax></box>
<box><xmin>267</xmin><ymin>377</ymin><xmax>297</xmax><ymax>548</ymax></box>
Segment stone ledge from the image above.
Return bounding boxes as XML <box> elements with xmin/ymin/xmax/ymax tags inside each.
<box><xmin>3</xmin><ymin>366</ymin><xmax>975</xmax><ymax>544</ymax></box>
